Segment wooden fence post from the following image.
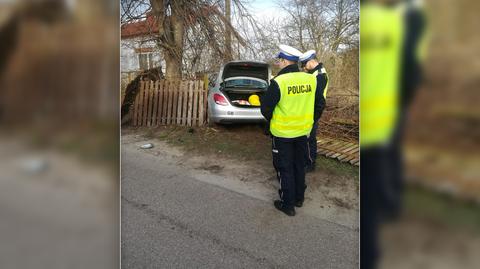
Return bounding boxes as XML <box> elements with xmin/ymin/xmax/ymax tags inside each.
<box><xmin>187</xmin><ymin>81</ymin><xmax>194</xmax><ymax>126</ymax></box>
<box><xmin>177</xmin><ymin>80</ymin><xmax>184</xmax><ymax>125</ymax></box>
<box><xmin>151</xmin><ymin>80</ymin><xmax>159</xmax><ymax>126</ymax></box>
<box><xmin>133</xmin><ymin>80</ymin><xmax>142</xmax><ymax>126</ymax></box>
<box><xmin>198</xmin><ymin>80</ymin><xmax>204</xmax><ymax>126</ymax></box>
<box><xmin>192</xmin><ymin>80</ymin><xmax>199</xmax><ymax>126</ymax></box>
<box><xmin>182</xmin><ymin>81</ymin><xmax>189</xmax><ymax>125</ymax></box>
<box><xmin>203</xmin><ymin>81</ymin><xmax>208</xmax><ymax>125</ymax></box>
<box><xmin>172</xmin><ymin>80</ymin><xmax>179</xmax><ymax>124</ymax></box>
<box><xmin>161</xmin><ymin>80</ymin><xmax>168</xmax><ymax>125</ymax></box>
<box><xmin>140</xmin><ymin>81</ymin><xmax>145</xmax><ymax>126</ymax></box>
<box><xmin>146</xmin><ymin>80</ymin><xmax>154</xmax><ymax>126</ymax></box>
<box><xmin>157</xmin><ymin>80</ymin><xmax>164</xmax><ymax>125</ymax></box>
<box><xmin>142</xmin><ymin>80</ymin><xmax>150</xmax><ymax>126</ymax></box>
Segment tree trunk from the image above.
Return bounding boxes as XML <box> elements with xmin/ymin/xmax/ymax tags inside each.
<box><xmin>150</xmin><ymin>0</ymin><xmax>184</xmax><ymax>79</ymax></box>
<box><xmin>225</xmin><ymin>0</ymin><xmax>232</xmax><ymax>62</ymax></box>
<box><xmin>168</xmin><ymin>10</ymin><xmax>184</xmax><ymax>79</ymax></box>
<box><xmin>164</xmin><ymin>50</ymin><xmax>182</xmax><ymax>79</ymax></box>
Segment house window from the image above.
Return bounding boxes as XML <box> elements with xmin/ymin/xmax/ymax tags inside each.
<box><xmin>138</xmin><ymin>53</ymin><xmax>156</xmax><ymax>70</ymax></box>
<box><xmin>138</xmin><ymin>54</ymin><xmax>148</xmax><ymax>70</ymax></box>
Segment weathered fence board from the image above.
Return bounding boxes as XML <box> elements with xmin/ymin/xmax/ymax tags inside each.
<box><xmin>182</xmin><ymin>81</ymin><xmax>188</xmax><ymax>125</ymax></box>
<box><xmin>198</xmin><ymin>81</ymin><xmax>204</xmax><ymax>125</ymax></box>
<box><xmin>132</xmin><ymin>79</ymin><xmax>208</xmax><ymax>127</ymax></box>
<box><xmin>187</xmin><ymin>81</ymin><xmax>193</xmax><ymax>126</ymax></box>
<box><xmin>138</xmin><ymin>81</ymin><xmax>146</xmax><ymax>126</ymax></box>
<box><xmin>142</xmin><ymin>81</ymin><xmax>149</xmax><ymax>126</ymax></box>
<box><xmin>193</xmin><ymin>81</ymin><xmax>199</xmax><ymax>126</ymax></box>
<box><xmin>151</xmin><ymin>81</ymin><xmax>159</xmax><ymax>125</ymax></box>
<box><xmin>165</xmin><ymin>81</ymin><xmax>172</xmax><ymax>124</ymax></box>
<box><xmin>159</xmin><ymin>82</ymin><xmax>164</xmax><ymax>125</ymax></box>
<box><xmin>177</xmin><ymin>82</ymin><xmax>184</xmax><ymax>125</ymax></box>
<box><xmin>161</xmin><ymin>81</ymin><xmax>168</xmax><ymax>124</ymax></box>
<box><xmin>172</xmin><ymin>81</ymin><xmax>179</xmax><ymax>124</ymax></box>
<box><xmin>317</xmin><ymin>137</ymin><xmax>359</xmax><ymax>166</ymax></box>
<box><xmin>147</xmin><ymin>81</ymin><xmax>154</xmax><ymax>126</ymax></box>
<box><xmin>133</xmin><ymin>82</ymin><xmax>140</xmax><ymax>125</ymax></box>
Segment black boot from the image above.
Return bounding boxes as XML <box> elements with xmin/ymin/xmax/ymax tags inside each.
<box><xmin>274</xmin><ymin>200</ymin><xmax>295</xmax><ymax>216</ymax></box>
<box><xmin>295</xmin><ymin>200</ymin><xmax>304</xmax><ymax>207</ymax></box>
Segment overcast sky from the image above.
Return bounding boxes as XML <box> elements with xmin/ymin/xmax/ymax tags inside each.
<box><xmin>245</xmin><ymin>0</ymin><xmax>287</xmax><ymax>23</ymax></box>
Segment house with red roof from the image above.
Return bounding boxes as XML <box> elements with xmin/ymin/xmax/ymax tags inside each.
<box><xmin>121</xmin><ymin>13</ymin><xmax>164</xmax><ymax>73</ymax></box>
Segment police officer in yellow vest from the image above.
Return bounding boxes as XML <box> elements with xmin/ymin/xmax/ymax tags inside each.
<box><xmin>299</xmin><ymin>50</ymin><xmax>329</xmax><ymax>172</ymax></box>
<box><xmin>261</xmin><ymin>45</ymin><xmax>325</xmax><ymax>216</ymax></box>
<box><xmin>360</xmin><ymin>0</ymin><xmax>428</xmax><ymax>268</ymax></box>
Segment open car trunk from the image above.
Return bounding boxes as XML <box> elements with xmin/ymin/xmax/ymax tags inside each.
<box><xmin>221</xmin><ymin>61</ymin><xmax>269</xmax><ymax>108</ymax></box>
<box><xmin>222</xmin><ymin>88</ymin><xmax>266</xmax><ymax>108</ymax></box>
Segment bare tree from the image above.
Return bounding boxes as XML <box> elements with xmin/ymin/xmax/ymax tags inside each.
<box><xmin>122</xmin><ymin>0</ymin><xmax>249</xmax><ymax>79</ymax></box>
<box><xmin>326</xmin><ymin>0</ymin><xmax>359</xmax><ymax>53</ymax></box>
<box><xmin>271</xmin><ymin>0</ymin><xmax>358</xmax><ymax>57</ymax></box>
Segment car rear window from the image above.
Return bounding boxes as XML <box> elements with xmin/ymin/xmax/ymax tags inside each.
<box><xmin>222</xmin><ymin>63</ymin><xmax>269</xmax><ymax>81</ymax></box>
<box><xmin>224</xmin><ymin>79</ymin><xmax>267</xmax><ymax>88</ymax></box>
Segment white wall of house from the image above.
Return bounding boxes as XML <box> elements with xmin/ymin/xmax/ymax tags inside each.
<box><xmin>120</xmin><ymin>37</ymin><xmax>165</xmax><ymax>73</ymax></box>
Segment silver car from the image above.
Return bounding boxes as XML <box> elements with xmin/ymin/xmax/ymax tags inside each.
<box><xmin>207</xmin><ymin>61</ymin><xmax>271</xmax><ymax>124</ymax></box>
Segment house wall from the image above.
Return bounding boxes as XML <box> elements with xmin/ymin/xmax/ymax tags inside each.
<box><xmin>120</xmin><ymin>37</ymin><xmax>164</xmax><ymax>73</ymax></box>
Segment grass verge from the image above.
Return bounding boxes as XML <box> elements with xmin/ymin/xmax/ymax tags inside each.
<box><xmin>141</xmin><ymin>125</ymin><xmax>358</xmax><ymax>178</ymax></box>
<box><xmin>405</xmin><ymin>185</ymin><xmax>480</xmax><ymax>233</ymax></box>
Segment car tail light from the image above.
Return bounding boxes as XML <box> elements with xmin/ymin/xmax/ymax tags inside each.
<box><xmin>213</xmin><ymin>93</ymin><xmax>228</xmax><ymax>106</ymax></box>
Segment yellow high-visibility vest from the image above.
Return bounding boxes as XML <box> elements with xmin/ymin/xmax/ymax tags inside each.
<box><xmin>360</xmin><ymin>3</ymin><xmax>404</xmax><ymax>147</ymax></box>
<box><xmin>313</xmin><ymin>67</ymin><xmax>329</xmax><ymax>99</ymax></box>
<box><xmin>270</xmin><ymin>72</ymin><xmax>317</xmax><ymax>138</ymax></box>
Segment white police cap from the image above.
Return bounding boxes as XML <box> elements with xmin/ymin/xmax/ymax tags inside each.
<box><xmin>277</xmin><ymin>44</ymin><xmax>302</xmax><ymax>62</ymax></box>
<box><xmin>300</xmin><ymin>50</ymin><xmax>316</xmax><ymax>63</ymax></box>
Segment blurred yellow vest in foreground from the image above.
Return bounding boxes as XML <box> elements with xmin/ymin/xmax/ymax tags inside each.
<box><xmin>360</xmin><ymin>4</ymin><xmax>404</xmax><ymax>147</ymax></box>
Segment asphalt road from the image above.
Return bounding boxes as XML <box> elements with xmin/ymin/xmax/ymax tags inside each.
<box><xmin>121</xmin><ymin>139</ymin><xmax>358</xmax><ymax>268</ymax></box>
<box><xmin>0</xmin><ymin>138</ymin><xmax>117</xmax><ymax>269</ymax></box>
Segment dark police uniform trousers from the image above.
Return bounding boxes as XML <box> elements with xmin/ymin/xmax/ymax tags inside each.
<box><xmin>271</xmin><ymin>135</ymin><xmax>308</xmax><ymax>209</ymax></box>
<box><xmin>306</xmin><ymin>121</ymin><xmax>319</xmax><ymax>168</ymax></box>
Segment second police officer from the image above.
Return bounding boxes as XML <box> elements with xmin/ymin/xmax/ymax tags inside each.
<box><xmin>299</xmin><ymin>50</ymin><xmax>329</xmax><ymax>173</ymax></box>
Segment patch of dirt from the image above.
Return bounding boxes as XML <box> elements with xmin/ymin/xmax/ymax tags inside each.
<box><xmin>311</xmin><ymin>174</ymin><xmax>343</xmax><ymax>189</ymax></box>
<box><xmin>380</xmin><ymin>214</ymin><xmax>480</xmax><ymax>269</ymax></box>
<box><xmin>330</xmin><ymin>197</ymin><xmax>353</xmax><ymax>210</ymax></box>
<box><xmin>306</xmin><ymin>168</ymin><xmax>357</xmax><ymax>211</ymax></box>
<box><xmin>196</xmin><ymin>164</ymin><xmax>224</xmax><ymax>174</ymax></box>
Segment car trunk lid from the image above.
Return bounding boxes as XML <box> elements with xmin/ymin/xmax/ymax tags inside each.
<box><xmin>222</xmin><ymin>61</ymin><xmax>269</xmax><ymax>82</ymax></box>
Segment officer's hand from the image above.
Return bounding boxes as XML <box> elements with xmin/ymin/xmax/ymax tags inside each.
<box><xmin>263</xmin><ymin>122</ymin><xmax>271</xmax><ymax>136</ymax></box>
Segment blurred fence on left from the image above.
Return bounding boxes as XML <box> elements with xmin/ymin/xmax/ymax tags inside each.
<box><xmin>0</xmin><ymin>1</ymin><xmax>118</xmax><ymax>128</ymax></box>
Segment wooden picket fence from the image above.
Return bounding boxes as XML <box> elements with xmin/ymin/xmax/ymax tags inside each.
<box><xmin>132</xmin><ymin>79</ymin><xmax>207</xmax><ymax>127</ymax></box>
